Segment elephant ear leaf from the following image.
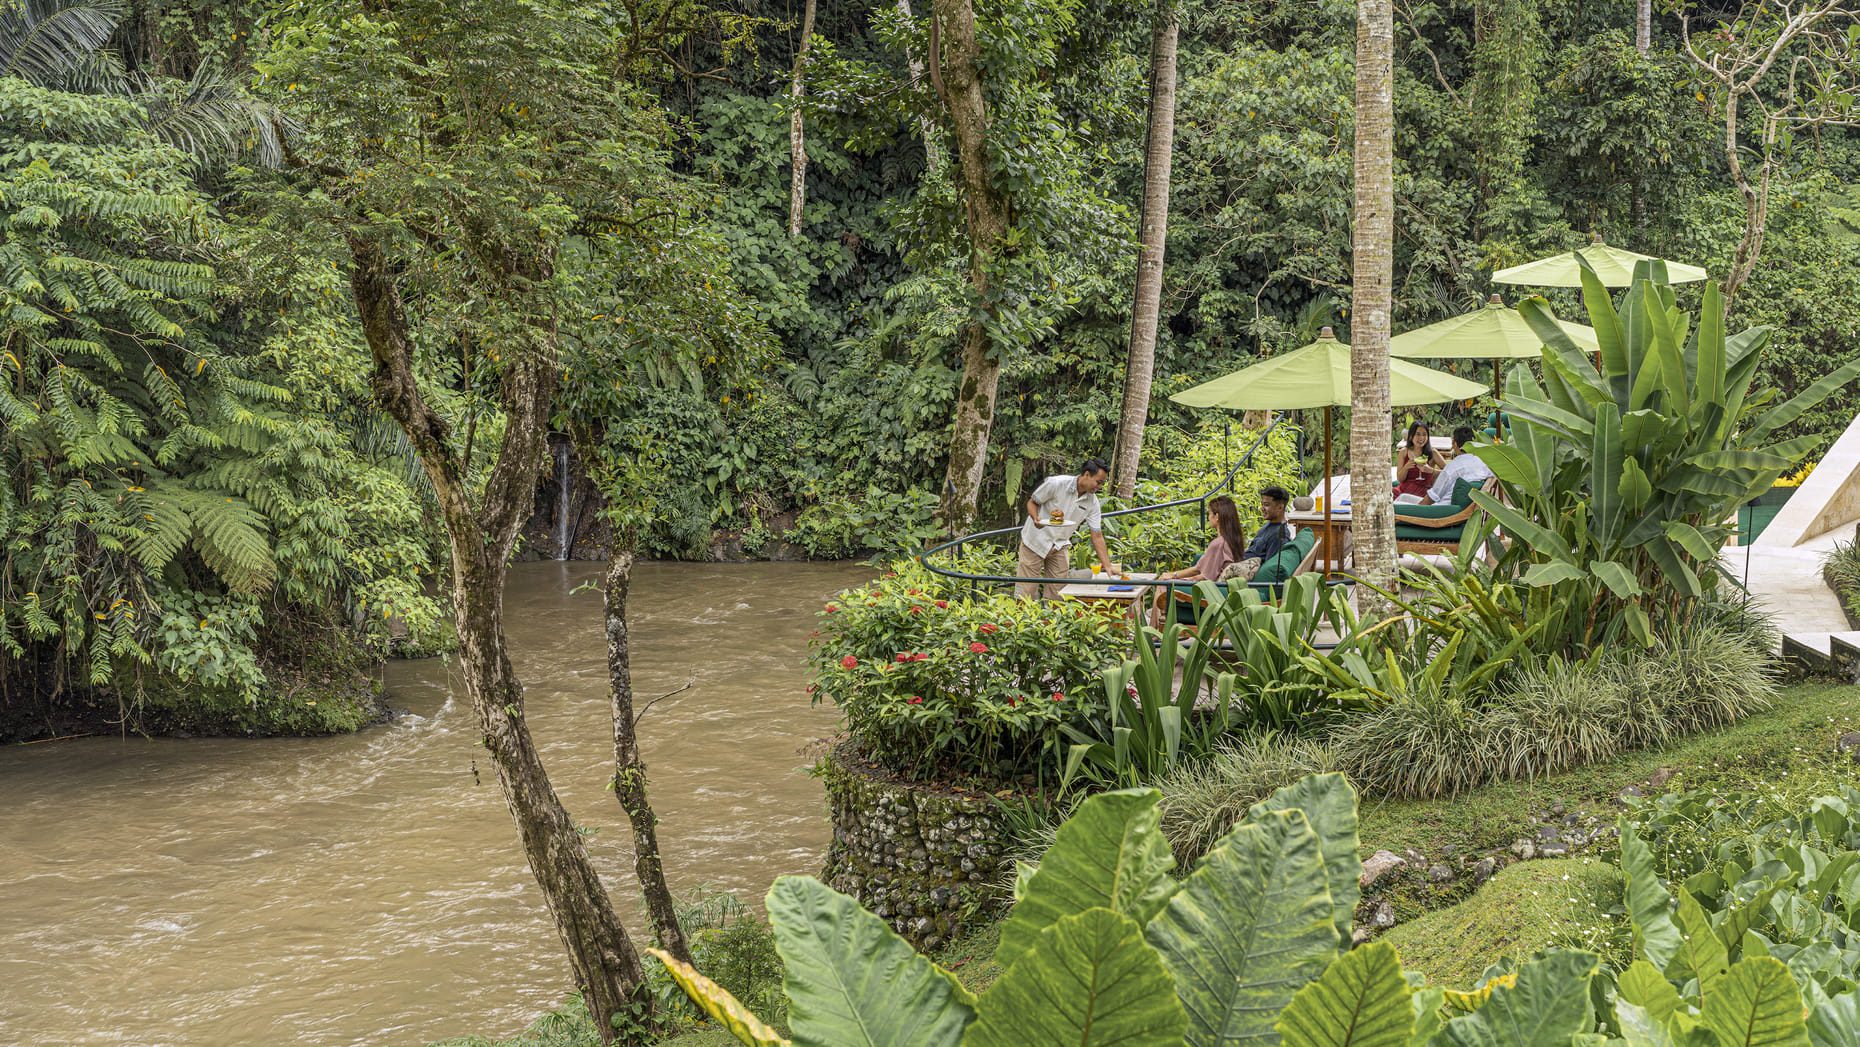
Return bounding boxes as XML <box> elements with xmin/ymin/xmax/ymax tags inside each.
<box><xmin>1620</xmin><ymin>819</ymin><xmax>1683</xmax><ymax>969</ymax></box>
<box><xmin>1148</xmin><ymin>810</ymin><xmax>1340</xmax><ymax>1046</ymax></box>
<box><xmin>962</xmin><ymin>909</ymin><xmax>1185</xmax><ymax>1047</ymax></box>
<box><xmin>1700</xmin><ymin>956</ymin><xmax>1810</xmax><ymax>1047</ymax></box>
<box><xmin>1806</xmin><ymin>987</ymin><xmax>1860</xmax><ymax>1047</ymax></box>
<box><xmin>766</xmin><ymin>876</ymin><xmax>974</xmax><ymax>1047</ymax></box>
<box><xmin>995</xmin><ymin>789</ymin><xmax>1176</xmax><ymax>973</ymax></box>
<box><xmin>648</xmin><ymin>947</ymin><xmax>793</xmax><ymax>1047</ymax></box>
<box><xmin>1436</xmin><ymin>949</ymin><xmax>1598</xmax><ymax>1047</ymax></box>
<box><xmin>1275</xmin><ymin>941</ymin><xmax>1413</xmax><ymax>1047</ymax></box>
<box><xmin>1243</xmin><ymin>772</ymin><xmax>1361</xmax><ymax>945</ymax></box>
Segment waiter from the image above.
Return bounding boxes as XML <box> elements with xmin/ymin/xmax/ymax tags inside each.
<box><xmin>1018</xmin><ymin>459</ymin><xmax>1117</xmax><ymax>600</ymax></box>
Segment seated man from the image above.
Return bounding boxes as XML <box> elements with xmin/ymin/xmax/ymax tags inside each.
<box><xmin>1422</xmin><ymin>426</ymin><xmax>1493</xmax><ymax>505</ymax></box>
<box><xmin>1148</xmin><ymin>487</ymin><xmax>1292</xmax><ymax>627</ymax></box>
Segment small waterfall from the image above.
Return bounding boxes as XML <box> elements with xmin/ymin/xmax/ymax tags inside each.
<box><xmin>553</xmin><ymin>441</ymin><xmax>571</xmax><ymax>560</ymax></box>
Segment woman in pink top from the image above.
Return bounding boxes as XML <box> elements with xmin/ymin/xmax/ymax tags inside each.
<box><xmin>1147</xmin><ymin>496</ymin><xmax>1245</xmax><ymax>627</ymax></box>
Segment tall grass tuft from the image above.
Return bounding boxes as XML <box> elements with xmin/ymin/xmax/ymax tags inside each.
<box><xmin>1483</xmin><ymin>661</ymin><xmax>1626</xmax><ymax>780</ymax></box>
<box><xmin>1153</xmin><ymin>732</ymin><xmax>1342</xmax><ymax>864</ymax></box>
<box><xmin>1626</xmin><ymin>621</ymin><xmax>1776</xmax><ymax>734</ymax></box>
<box><xmin>1330</xmin><ymin>689</ymin><xmax>1497</xmax><ymax>799</ymax></box>
<box><xmin>1826</xmin><ymin>538</ymin><xmax>1860</xmax><ymax>621</ymax></box>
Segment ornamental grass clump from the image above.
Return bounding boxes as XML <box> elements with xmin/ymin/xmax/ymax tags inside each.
<box><xmin>810</xmin><ymin>563</ymin><xmax>1126</xmax><ymax>781</ymax></box>
<box><xmin>1153</xmin><ymin>732</ymin><xmax>1343</xmax><ymax>865</ymax></box>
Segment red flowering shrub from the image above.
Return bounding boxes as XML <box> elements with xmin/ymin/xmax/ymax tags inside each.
<box><xmin>809</xmin><ymin>561</ymin><xmax>1125</xmax><ymax>780</ymax></box>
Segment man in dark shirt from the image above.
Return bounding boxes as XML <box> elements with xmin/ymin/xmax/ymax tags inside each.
<box><xmin>1241</xmin><ymin>486</ymin><xmax>1292</xmax><ymax>565</ymax></box>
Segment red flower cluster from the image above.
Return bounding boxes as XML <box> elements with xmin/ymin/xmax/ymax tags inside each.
<box><xmin>909</xmin><ymin>606</ymin><xmax>923</xmax><ymax>616</ymax></box>
<box><xmin>894</xmin><ymin>651</ymin><xmax>930</xmax><ymax>663</ymax></box>
<box><xmin>907</xmin><ymin>695</ymin><xmax>924</xmax><ymax>705</ymax></box>
<box><xmin>840</xmin><ymin>655</ymin><xmax>859</xmax><ymax>670</ymax></box>
<box><xmin>969</xmin><ymin>642</ymin><xmax>989</xmax><ymax>654</ymax></box>
<box><xmin>934</xmin><ymin>600</ymin><xmax>949</xmax><ymax>609</ymax></box>
<box><xmin>824</xmin><ymin>603</ymin><xmax>839</xmax><ymax>613</ymax></box>
<box><xmin>978</xmin><ymin>622</ymin><xmax>1000</xmax><ymax>634</ymax></box>
<box><xmin>1051</xmin><ymin>692</ymin><xmax>1065</xmax><ymax>702</ymax></box>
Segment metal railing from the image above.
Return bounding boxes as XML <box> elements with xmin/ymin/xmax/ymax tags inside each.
<box><xmin>917</xmin><ymin>416</ymin><xmax>1298</xmax><ymax>596</ymax></box>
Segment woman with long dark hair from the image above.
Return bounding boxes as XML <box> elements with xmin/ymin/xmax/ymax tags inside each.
<box><xmin>1393</xmin><ymin>420</ymin><xmax>1444</xmax><ymax>500</ymax></box>
<box><xmin>1147</xmin><ymin>490</ymin><xmax>1290</xmax><ymax>626</ymax></box>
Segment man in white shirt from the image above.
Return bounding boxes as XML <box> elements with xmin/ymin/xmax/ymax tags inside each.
<box><xmin>1424</xmin><ymin>426</ymin><xmax>1494</xmax><ymax>504</ymax></box>
<box><xmin>1018</xmin><ymin>459</ymin><xmax>1117</xmax><ymax>600</ymax></box>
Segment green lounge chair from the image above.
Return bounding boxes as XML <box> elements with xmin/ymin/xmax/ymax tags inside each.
<box><xmin>1392</xmin><ymin>476</ymin><xmax>1495</xmax><ymax>559</ymax></box>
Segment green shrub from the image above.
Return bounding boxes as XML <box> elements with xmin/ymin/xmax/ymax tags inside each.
<box><xmin>788</xmin><ymin>484</ymin><xmax>943</xmax><ymax>560</ymax></box>
<box><xmin>1152</xmin><ymin>732</ymin><xmax>1343</xmax><ymax>865</ymax></box>
<box><xmin>810</xmin><ymin>562</ymin><xmax>1128</xmax><ymax>780</ymax></box>
<box><xmin>1331</xmin><ymin>688</ymin><xmax>1500</xmax><ymax>799</ymax></box>
<box><xmin>1825</xmin><ymin>536</ymin><xmax>1860</xmax><ymax>622</ymax></box>
<box><xmin>1481</xmin><ymin>660</ymin><xmax>1627</xmax><ymax>780</ymax></box>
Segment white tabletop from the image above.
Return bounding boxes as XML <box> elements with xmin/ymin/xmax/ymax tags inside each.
<box><xmin>1056</xmin><ymin>572</ymin><xmax>1159</xmax><ymax>600</ymax></box>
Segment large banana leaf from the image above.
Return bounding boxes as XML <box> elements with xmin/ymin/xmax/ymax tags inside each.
<box><xmin>1591</xmin><ymin>402</ymin><xmax>1624</xmax><ymax>546</ymax></box>
<box><xmin>765</xmin><ymin>877</ymin><xmax>975</xmax><ymax>1047</ymax></box>
<box><xmin>1696</xmin><ymin>281</ymin><xmax>1726</xmax><ymax>407</ymax></box>
<box><xmin>1243</xmin><ymin>773</ymin><xmax>1361</xmax><ymax>945</ymax></box>
<box><xmin>1700</xmin><ymin>957</ymin><xmax>1810</xmax><ymax>1047</ymax></box>
<box><xmin>1436</xmin><ymin>950</ymin><xmax>1599</xmax><ymax>1047</ymax></box>
<box><xmin>1274</xmin><ymin>942</ymin><xmax>1412</xmax><ymax>1047</ymax></box>
<box><xmin>1146</xmin><ymin>810</ymin><xmax>1338</xmax><ymax>1045</ymax></box>
<box><xmin>648</xmin><ymin>947</ymin><xmax>793</xmax><ymax>1047</ymax></box>
<box><xmin>963</xmin><ymin>909</ymin><xmax>1186</xmax><ymax>1047</ymax></box>
<box><xmin>1747</xmin><ymin>356</ymin><xmax>1860</xmax><ymax>442</ymax></box>
<box><xmin>995</xmin><ymin>789</ymin><xmax>1177</xmax><ymax>973</ymax></box>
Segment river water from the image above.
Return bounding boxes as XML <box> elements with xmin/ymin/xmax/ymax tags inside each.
<box><xmin>0</xmin><ymin>561</ymin><xmax>865</xmax><ymax>1046</ymax></box>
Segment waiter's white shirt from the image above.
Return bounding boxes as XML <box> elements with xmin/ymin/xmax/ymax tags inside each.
<box><xmin>1019</xmin><ymin>474</ymin><xmax>1103</xmax><ymax>556</ymax></box>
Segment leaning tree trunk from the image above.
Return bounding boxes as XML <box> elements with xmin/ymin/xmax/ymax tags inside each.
<box><xmin>1349</xmin><ymin>0</ymin><xmax>1398</xmax><ymax>616</ymax></box>
<box><xmin>931</xmin><ymin>0</ymin><xmax>1013</xmax><ymax>533</ymax></box>
<box><xmin>1112</xmin><ymin>0</ymin><xmax>1180</xmax><ymax>499</ymax></box>
<box><xmin>603</xmin><ymin>547</ymin><xmax>692</xmax><ymax>965</ymax></box>
<box><xmin>1720</xmin><ymin>93</ymin><xmax>1769</xmax><ymax>305</ymax></box>
<box><xmin>1636</xmin><ymin>0</ymin><xmax>1651</xmax><ymax>54</ymax></box>
<box><xmin>347</xmin><ymin>241</ymin><xmax>648</xmax><ymax>1044</ymax></box>
<box><xmin>788</xmin><ymin>0</ymin><xmax>818</xmax><ymax>237</ymax></box>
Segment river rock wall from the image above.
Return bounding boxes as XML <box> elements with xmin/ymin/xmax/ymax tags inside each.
<box><xmin>819</xmin><ymin>743</ymin><xmax>1016</xmax><ymax>948</ymax></box>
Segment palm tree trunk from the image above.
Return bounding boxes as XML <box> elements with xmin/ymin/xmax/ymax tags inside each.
<box><xmin>1636</xmin><ymin>0</ymin><xmax>1651</xmax><ymax>54</ymax></box>
<box><xmin>1112</xmin><ymin>0</ymin><xmax>1180</xmax><ymax>499</ymax></box>
<box><xmin>604</xmin><ymin>548</ymin><xmax>692</xmax><ymax>966</ymax></box>
<box><xmin>931</xmin><ymin>0</ymin><xmax>1012</xmax><ymax>533</ymax></box>
<box><xmin>1350</xmin><ymin>0</ymin><xmax>1397</xmax><ymax>614</ymax></box>
<box><xmin>788</xmin><ymin>0</ymin><xmax>818</xmax><ymax>237</ymax></box>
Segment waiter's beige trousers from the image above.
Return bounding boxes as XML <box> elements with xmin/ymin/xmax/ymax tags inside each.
<box><xmin>1016</xmin><ymin>543</ymin><xmax>1069</xmax><ymax>600</ymax></box>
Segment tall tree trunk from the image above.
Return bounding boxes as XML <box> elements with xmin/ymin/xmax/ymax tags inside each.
<box><xmin>1350</xmin><ymin>0</ymin><xmax>1397</xmax><ymax>615</ymax></box>
<box><xmin>603</xmin><ymin>547</ymin><xmax>692</xmax><ymax>966</ymax></box>
<box><xmin>1636</xmin><ymin>0</ymin><xmax>1651</xmax><ymax>54</ymax></box>
<box><xmin>1720</xmin><ymin>93</ymin><xmax>1769</xmax><ymax>305</ymax></box>
<box><xmin>1112</xmin><ymin>0</ymin><xmax>1180</xmax><ymax>499</ymax></box>
<box><xmin>788</xmin><ymin>0</ymin><xmax>818</xmax><ymax>237</ymax></box>
<box><xmin>897</xmin><ymin>0</ymin><xmax>944</xmax><ymax>171</ymax></box>
<box><xmin>347</xmin><ymin>241</ymin><xmax>648</xmax><ymax>1045</ymax></box>
<box><xmin>930</xmin><ymin>0</ymin><xmax>1013</xmax><ymax>533</ymax></box>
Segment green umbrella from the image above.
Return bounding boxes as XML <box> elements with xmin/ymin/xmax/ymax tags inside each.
<box><xmin>1390</xmin><ymin>293</ymin><xmax>1600</xmax><ymax>403</ymax></box>
<box><xmin>1169</xmin><ymin>327</ymin><xmax>1487</xmax><ymax>573</ymax></box>
<box><xmin>1491</xmin><ymin>240</ymin><xmax>1707</xmax><ymax>287</ymax></box>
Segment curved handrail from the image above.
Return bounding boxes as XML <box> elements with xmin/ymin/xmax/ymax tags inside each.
<box><xmin>918</xmin><ymin>416</ymin><xmax>1296</xmax><ymax>592</ymax></box>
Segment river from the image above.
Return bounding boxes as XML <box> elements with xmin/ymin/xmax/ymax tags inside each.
<box><xmin>0</xmin><ymin>561</ymin><xmax>866</xmax><ymax>1046</ymax></box>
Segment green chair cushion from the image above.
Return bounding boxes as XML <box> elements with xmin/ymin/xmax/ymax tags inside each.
<box><xmin>1393</xmin><ymin>502</ymin><xmax>1463</xmax><ymax>522</ymax></box>
<box><xmin>1396</xmin><ymin>522</ymin><xmax>1465</xmax><ymax>542</ymax></box>
<box><xmin>1452</xmin><ymin>477</ymin><xmax>1480</xmax><ymax>506</ymax></box>
<box><xmin>1253</xmin><ymin>528</ymin><xmax>1318</xmax><ymax>586</ymax></box>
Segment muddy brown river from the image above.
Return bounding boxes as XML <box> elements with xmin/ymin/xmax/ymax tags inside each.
<box><xmin>0</xmin><ymin>561</ymin><xmax>865</xmax><ymax>1046</ymax></box>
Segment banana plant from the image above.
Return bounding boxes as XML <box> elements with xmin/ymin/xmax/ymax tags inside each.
<box><xmin>1479</xmin><ymin>261</ymin><xmax>1860</xmax><ymax>650</ymax></box>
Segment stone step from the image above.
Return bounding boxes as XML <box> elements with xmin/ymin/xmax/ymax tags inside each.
<box><xmin>1832</xmin><ymin>632</ymin><xmax>1860</xmax><ymax>681</ymax></box>
<box><xmin>1782</xmin><ymin>632</ymin><xmax>1834</xmax><ymax>674</ymax></box>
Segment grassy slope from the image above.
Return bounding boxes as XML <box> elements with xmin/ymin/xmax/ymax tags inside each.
<box><xmin>1357</xmin><ymin>681</ymin><xmax>1860</xmax><ymax>859</ymax></box>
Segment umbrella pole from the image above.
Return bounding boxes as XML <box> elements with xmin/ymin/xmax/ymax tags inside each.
<box><xmin>1323</xmin><ymin>404</ymin><xmax>1334</xmax><ymax>577</ymax></box>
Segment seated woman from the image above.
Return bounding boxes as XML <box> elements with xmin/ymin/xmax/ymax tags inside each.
<box><xmin>1393</xmin><ymin>421</ymin><xmax>1444</xmax><ymax>503</ymax></box>
<box><xmin>1148</xmin><ymin>489</ymin><xmax>1290</xmax><ymax>628</ymax></box>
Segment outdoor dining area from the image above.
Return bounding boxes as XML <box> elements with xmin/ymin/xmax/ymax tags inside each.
<box><xmin>1156</xmin><ymin>240</ymin><xmax>1707</xmax><ymax>585</ymax></box>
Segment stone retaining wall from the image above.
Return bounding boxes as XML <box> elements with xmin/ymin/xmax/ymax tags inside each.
<box><xmin>819</xmin><ymin>743</ymin><xmax>1017</xmax><ymax>948</ymax></box>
